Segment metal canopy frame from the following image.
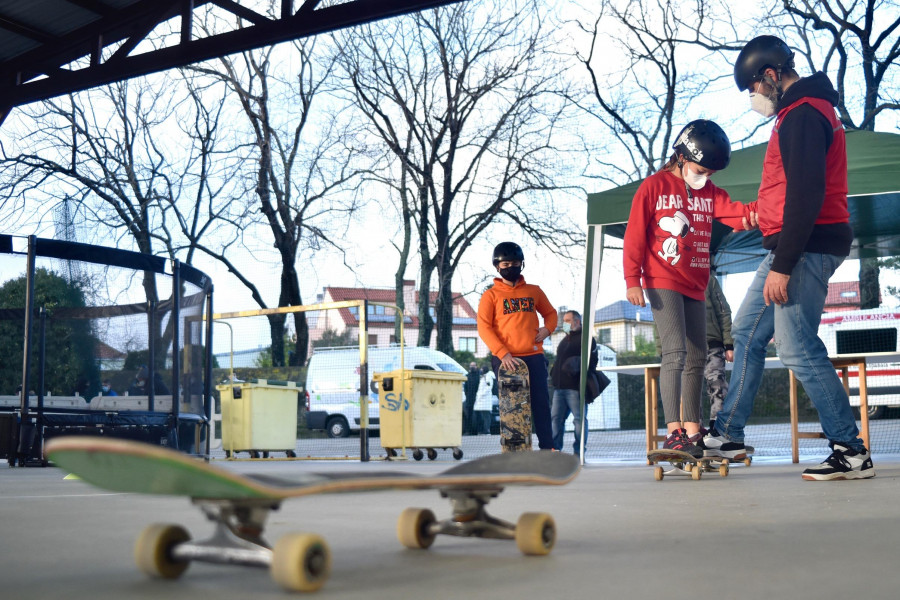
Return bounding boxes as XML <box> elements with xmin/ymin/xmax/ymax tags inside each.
<box><xmin>0</xmin><ymin>0</ymin><xmax>464</xmax><ymax>125</ymax></box>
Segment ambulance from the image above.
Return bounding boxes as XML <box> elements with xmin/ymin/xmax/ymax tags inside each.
<box><xmin>818</xmin><ymin>308</ymin><xmax>900</xmax><ymax>419</ymax></box>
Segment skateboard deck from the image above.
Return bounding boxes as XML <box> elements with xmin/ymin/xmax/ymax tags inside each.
<box><xmin>45</xmin><ymin>437</ymin><xmax>579</xmax><ymax>592</ymax></box>
<box><xmin>498</xmin><ymin>360</ymin><xmax>532</xmax><ymax>453</ymax></box>
<box><xmin>647</xmin><ymin>449</ymin><xmax>730</xmax><ymax>480</ymax></box>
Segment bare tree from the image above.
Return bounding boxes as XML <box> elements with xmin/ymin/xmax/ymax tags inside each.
<box><xmin>334</xmin><ymin>0</ymin><xmax>582</xmax><ymax>354</ymax></box>
<box><xmin>570</xmin><ymin>0</ymin><xmax>742</xmax><ymax>184</ymax></box>
<box><xmin>0</xmin><ymin>76</ymin><xmax>244</xmax><ymax>367</ymax></box>
<box><xmin>761</xmin><ymin>0</ymin><xmax>900</xmax><ymax>308</ymax></box>
<box><xmin>189</xmin><ymin>16</ymin><xmax>370</xmax><ymax>365</ymax></box>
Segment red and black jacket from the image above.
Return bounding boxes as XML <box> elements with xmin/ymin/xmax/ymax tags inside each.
<box><xmin>758</xmin><ymin>72</ymin><xmax>853</xmax><ymax>275</ymax></box>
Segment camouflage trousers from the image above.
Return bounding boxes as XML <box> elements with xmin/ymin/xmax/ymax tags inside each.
<box><xmin>705</xmin><ymin>346</ymin><xmax>729</xmax><ymax>423</ymax></box>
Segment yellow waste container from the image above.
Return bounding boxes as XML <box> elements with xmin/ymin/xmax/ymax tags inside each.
<box><xmin>216</xmin><ymin>379</ymin><xmax>300</xmax><ymax>458</ymax></box>
<box><xmin>373</xmin><ymin>369</ymin><xmax>466</xmax><ymax>460</ymax></box>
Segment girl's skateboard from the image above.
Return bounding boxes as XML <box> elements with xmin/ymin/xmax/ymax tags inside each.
<box><xmin>647</xmin><ymin>449</ymin><xmax>730</xmax><ymax>480</ymax></box>
<box><xmin>498</xmin><ymin>359</ymin><xmax>532</xmax><ymax>452</ymax></box>
<box><xmin>45</xmin><ymin>437</ymin><xmax>579</xmax><ymax>593</ymax></box>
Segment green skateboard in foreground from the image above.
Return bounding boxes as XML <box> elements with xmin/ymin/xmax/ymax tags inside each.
<box><xmin>46</xmin><ymin>437</ymin><xmax>579</xmax><ymax>593</ymax></box>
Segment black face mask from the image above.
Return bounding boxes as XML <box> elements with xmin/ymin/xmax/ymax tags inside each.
<box><xmin>499</xmin><ymin>266</ymin><xmax>521</xmax><ymax>282</ymax></box>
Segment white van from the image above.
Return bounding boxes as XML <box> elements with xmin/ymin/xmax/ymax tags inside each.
<box><xmin>305</xmin><ymin>346</ymin><xmax>467</xmax><ymax>437</ymax></box>
<box><xmin>818</xmin><ymin>308</ymin><xmax>900</xmax><ymax>419</ymax></box>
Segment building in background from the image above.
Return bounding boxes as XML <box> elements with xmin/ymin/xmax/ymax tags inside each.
<box><xmin>307</xmin><ymin>280</ymin><xmax>484</xmax><ymax>356</ymax></box>
<box><xmin>824</xmin><ymin>281</ymin><xmax>878</xmax><ymax>312</ymax></box>
<box><xmin>593</xmin><ymin>301</ymin><xmax>655</xmax><ymax>353</ymax></box>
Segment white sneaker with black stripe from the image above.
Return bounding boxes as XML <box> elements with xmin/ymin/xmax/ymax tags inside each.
<box><xmin>702</xmin><ymin>426</ymin><xmax>747</xmax><ymax>460</ymax></box>
<box><xmin>801</xmin><ymin>443</ymin><xmax>875</xmax><ymax>481</ymax></box>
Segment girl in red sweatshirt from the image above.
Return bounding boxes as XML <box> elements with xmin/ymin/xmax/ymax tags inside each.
<box><xmin>623</xmin><ymin>120</ymin><xmax>757</xmax><ymax>458</ymax></box>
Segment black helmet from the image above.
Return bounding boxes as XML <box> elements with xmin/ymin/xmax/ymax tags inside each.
<box><xmin>492</xmin><ymin>242</ymin><xmax>524</xmax><ymax>266</ymax></box>
<box><xmin>734</xmin><ymin>35</ymin><xmax>795</xmax><ymax>92</ymax></box>
<box><xmin>672</xmin><ymin>120</ymin><xmax>731</xmax><ymax>171</ymax></box>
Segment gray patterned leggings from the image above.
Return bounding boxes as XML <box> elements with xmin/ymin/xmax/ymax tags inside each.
<box><xmin>645</xmin><ymin>288</ymin><xmax>706</xmax><ymax>425</ymax></box>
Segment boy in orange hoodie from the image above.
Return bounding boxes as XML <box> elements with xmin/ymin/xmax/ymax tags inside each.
<box><xmin>477</xmin><ymin>242</ymin><xmax>558</xmax><ymax>450</ymax></box>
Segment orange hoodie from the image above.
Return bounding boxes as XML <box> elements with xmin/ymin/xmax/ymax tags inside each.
<box><xmin>477</xmin><ymin>276</ymin><xmax>558</xmax><ymax>358</ymax></box>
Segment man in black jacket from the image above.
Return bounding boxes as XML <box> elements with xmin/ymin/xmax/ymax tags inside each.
<box><xmin>549</xmin><ymin>310</ymin><xmax>597</xmax><ymax>457</ymax></box>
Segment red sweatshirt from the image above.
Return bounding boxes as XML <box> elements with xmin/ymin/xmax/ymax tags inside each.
<box><xmin>477</xmin><ymin>276</ymin><xmax>558</xmax><ymax>358</ymax></box>
<box><xmin>623</xmin><ymin>170</ymin><xmax>756</xmax><ymax>301</ymax></box>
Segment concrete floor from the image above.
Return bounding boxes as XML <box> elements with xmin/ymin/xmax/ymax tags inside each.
<box><xmin>2</xmin><ymin>453</ymin><xmax>900</xmax><ymax>600</ymax></box>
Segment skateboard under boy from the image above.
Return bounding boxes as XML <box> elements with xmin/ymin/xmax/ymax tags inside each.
<box><xmin>647</xmin><ymin>448</ymin><xmax>730</xmax><ymax>480</ymax></box>
<box><xmin>45</xmin><ymin>437</ymin><xmax>579</xmax><ymax>593</ymax></box>
<box><xmin>498</xmin><ymin>359</ymin><xmax>533</xmax><ymax>452</ymax></box>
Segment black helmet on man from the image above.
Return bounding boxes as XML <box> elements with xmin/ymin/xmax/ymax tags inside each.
<box><xmin>492</xmin><ymin>242</ymin><xmax>525</xmax><ymax>266</ymax></box>
<box><xmin>734</xmin><ymin>35</ymin><xmax>795</xmax><ymax>92</ymax></box>
<box><xmin>672</xmin><ymin>119</ymin><xmax>731</xmax><ymax>171</ymax></box>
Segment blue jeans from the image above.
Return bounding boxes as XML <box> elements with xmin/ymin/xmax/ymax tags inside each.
<box><xmin>714</xmin><ymin>252</ymin><xmax>863</xmax><ymax>450</ymax></box>
<box><xmin>551</xmin><ymin>389</ymin><xmax>587</xmax><ymax>455</ymax></box>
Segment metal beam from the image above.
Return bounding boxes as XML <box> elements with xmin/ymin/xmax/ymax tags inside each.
<box><xmin>1</xmin><ymin>0</ymin><xmax>465</xmax><ymax>114</ymax></box>
<box><xmin>0</xmin><ymin>16</ymin><xmax>55</xmax><ymax>44</ymax></box>
<box><xmin>60</xmin><ymin>0</ymin><xmax>117</xmax><ymax>18</ymax></box>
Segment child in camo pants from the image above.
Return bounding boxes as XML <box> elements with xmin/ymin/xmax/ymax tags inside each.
<box><xmin>704</xmin><ymin>273</ymin><xmax>733</xmax><ymax>429</ymax></box>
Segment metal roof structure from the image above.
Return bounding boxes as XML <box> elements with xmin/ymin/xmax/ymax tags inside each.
<box><xmin>0</xmin><ymin>0</ymin><xmax>464</xmax><ymax>125</ymax></box>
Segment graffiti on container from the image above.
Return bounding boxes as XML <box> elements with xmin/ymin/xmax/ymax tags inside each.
<box><xmin>382</xmin><ymin>392</ymin><xmax>410</xmax><ymax>412</ymax></box>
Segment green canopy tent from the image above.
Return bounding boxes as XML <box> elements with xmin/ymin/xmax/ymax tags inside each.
<box><xmin>574</xmin><ymin>130</ymin><xmax>900</xmax><ymax>460</ymax></box>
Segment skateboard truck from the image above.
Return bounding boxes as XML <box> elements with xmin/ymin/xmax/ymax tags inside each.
<box><xmin>397</xmin><ymin>486</ymin><xmax>555</xmax><ymax>555</ymax></box>
<box><xmin>135</xmin><ymin>499</ymin><xmax>331</xmax><ymax>592</ymax></box>
<box><xmin>169</xmin><ymin>499</ymin><xmax>279</xmax><ymax>567</ymax></box>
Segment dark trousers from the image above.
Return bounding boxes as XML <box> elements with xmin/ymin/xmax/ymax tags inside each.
<box><xmin>492</xmin><ymin>353</ymin><xmax>553</xmax><ymax>449</ymax></box>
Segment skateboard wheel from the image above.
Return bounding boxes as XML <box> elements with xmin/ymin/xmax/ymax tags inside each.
<box><xmin>452</xmin><ymin>448</ymin><xmax>463</xmax><ymax>460</ymax></box>
<box><xmin>134</xmin><ymin>523</ymin><xmax>191</xmax><ymax>579</ymax></box>
<box><xmin>271</xmin><ymin>533</ymin><xmax>331</xmax><ymax>593</ymax></box>
<box><xmin>653</xmin><ymin>466</ymin><xmax>664</xmax><ymax>481</ymax></box>
<box><xmin>412</xmin><ymin>449</ymin><xmax>424</xmax><ymax>461</ymax></box>
<box><xmin>426</xmin><ymin>448</ymin><xmax>437</xmax><ymax>461</ymax></box>
<box><xmin>719</xmin><ymin>463</ymin><xmax>729</xmax><ymax>477</ymax></box>
<box><xmin>397</xmin><ymin>508</ymin><xmax>437</xmax><ymax>549</ymax></box>
<box><xmin>691</xmin><ymin>467</ymin><xmax>702</xmax><ymax>480</ymax></box>
<box><xmin>515</xmin><ymin>513</ymin><xmax>555</xmax><ymax>556</ymax></box>
<box><xmin>744</xmin><ymin>457</ymin><xmax>753</xmax><ymax>466</ymax></box>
